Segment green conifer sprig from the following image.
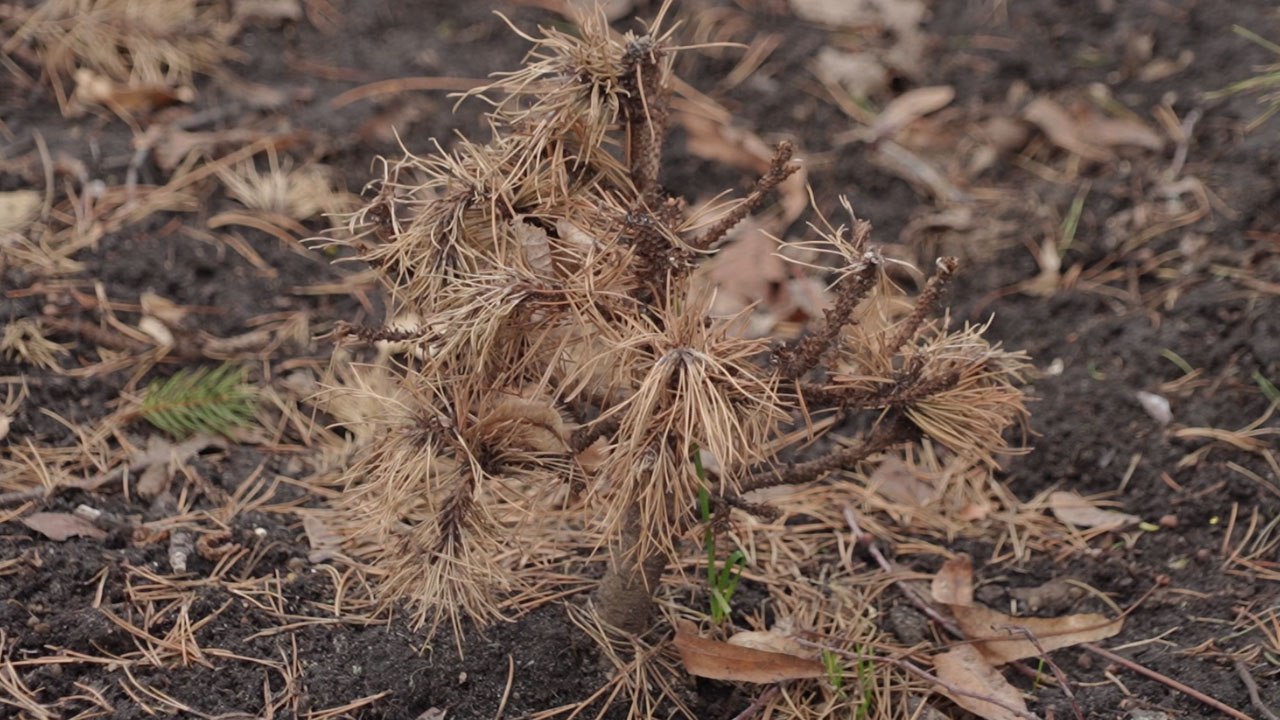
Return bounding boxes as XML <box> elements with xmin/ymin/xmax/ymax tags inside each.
<box><xmin>141</xmin><ymin>364</ymin><xmax>256</xmax><ymax>439</ymax></box>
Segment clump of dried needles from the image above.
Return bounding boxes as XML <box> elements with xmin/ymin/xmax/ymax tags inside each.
<box><xmin>4</xmin><ymin>0</ymin><xmax>235</xmax><ymax>112</ymax></box>
<box><xmin>329</xmin><ymin>8</ymin><xmax>1028</xmax><ymax>640</ymax></box>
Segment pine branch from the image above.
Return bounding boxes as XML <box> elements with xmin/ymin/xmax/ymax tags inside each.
<box><xmin>734</xmin><ymin>417</ymin><xmax>916</xmax><ymax>495</ymax></box>
<box><xmin>774</xmin><ymin>246</ymin><xmax>881</xmax><ymax>380</ymax></box>
<box><xmin>140</xmin><ymin>364</ymin><xmax>257</xmax><ymax>439</ymax></box>
<box><xmin>693</xmin><ymin>141</ymin><xmax>800</xmax><ymax>251</ymax></box>
<box><xmin>887</xmin><ymin>256</ymin><xmax>959</xmax><ymax>354</ymax></box>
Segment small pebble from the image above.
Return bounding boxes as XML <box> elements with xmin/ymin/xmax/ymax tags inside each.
<box><xmin>1158</xmin><ymin>514</ymin><xmax>1178</xmax><ymax>529</ymax></box>
<box><xmin>1195</xmin><ymin>548</ymin><xmax>1213</xmax><ymax>563</ymax></box>
<box><xmin>1076</xmin><ymin>652</ymin><xmax>1093</xmax><ymax>670</ymax></box>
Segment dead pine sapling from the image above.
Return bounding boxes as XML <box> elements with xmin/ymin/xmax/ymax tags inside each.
<box><xmin>327</xmin><ymin>6</ymin><xmax>1029</xmax><ymax>642</ymax></box>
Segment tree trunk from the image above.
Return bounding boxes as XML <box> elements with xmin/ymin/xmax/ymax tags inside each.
<box><xmin>595</xmin><ymin>503</ymin><xmax>669</xmax><ymax>635</ymax></box>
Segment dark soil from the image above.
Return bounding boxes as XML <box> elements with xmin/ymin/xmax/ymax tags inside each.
<box><xmin>3</xmin><ymin>0</ymin><xmax>1278</xmax><ymax>718</ymax></box>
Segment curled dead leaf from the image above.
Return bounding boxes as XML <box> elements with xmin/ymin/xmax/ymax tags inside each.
<box><xmin>931</xmin><ymin>554</ymin><xmax>975</xmax><ymax>606</ymax></box>
<box><xmin>813</xmin><ymin>47</ymin><xmax>890</xmax><ymax>100</ymax></box>
<box><xmin>1048</xmin><ymin>490</ymin><xmax>1140</xmax><ymax>530</ymax></box>
<box><xmin>951</xmin><ymin>602</ymin><xmax>1123</xmax><ymax>665</ymax></box>
<box><xmin>933</xmin><ymin>645</ymin><xmax>1028</xmax><ymax>720</ymax></box>
<box><xmin>71</xmin><ymin>69</ymin><xmax>193</xmax><ymax>115</ymax></box>
<box><xmin>702</xmin><ymin>220</ymin><xmax>788</xmax><ymax>311</ymax></box>
<box><xmin>0</xmin><ymin>190</ymin><xmax>42</xmax><ymax>236</ymax></box>
<box><xmin>21</xmin><ymin>512</ymin><xmax>108</xmax><ymax>541</ymax></box>
<box><xmin>140</xmin><ymin>292</ymin><xmax>189</xmax><ymax>327</ymax></box>
<box><xmin>727</xmin><ymin>624</ymin><xmax>810</xmax><ymax>659</ymax></box>
<box><xmin>138</xmin><ymin>316</ymin><xmax>175</xmax><ymax>347</ymax></box>
<box><xmin>868</xmin><ymin>86</ymin><xmax>955</xmax><ymax>143</ymax></box>
<box><xmin>1024</xmin><ymin>98</ymin><xmax>1112</xmax><ymax>163</ymax></box>
<box><xmin>302</xmin><ymin>514</ymin><xmax>344</xmax><ymax>563</ymax></box>
<box><xmin>673</xmin><ymin>619</ymin><xmax>826</xmax><ymax>683</ymax></box>
<box><xmin>869</xmin><ymin>453</ymin><xmax>934</xmax><ymax>507</ymax></box>
<box><xmin>511</xmin><ymin>220</ymin><xmax>554</xmax><ymax>278</ymax></box>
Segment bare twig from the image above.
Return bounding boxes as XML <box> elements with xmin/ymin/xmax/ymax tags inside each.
<box><xmin>1002</xmin><ymin>626</ymin><xmax>1084</xmax><ymax>720</ymax></box>
<box><xmin>737</xmin><ymin>418</ymin><xmax>914</xmax><ymax>494</ymax></box>
<box><xmin>621</xmin><ymin>35</ymin><xmax>670</xmax><ymax>204</ymax></box>
<box><xmin>774</xmin><ymin>242</ymin><xmax>880</xmax><ymax>380</ymax></box>
<box><xmin>693</xmin><ymin>141</ymin><xmax>800</xmax><ymax>250</ymax></box>
<box><xmin>887</xmin><ymin>256</ymin><xmax>959</xmax><ymax>354</ymax></box>
<box><xmin>1234</xmin><ymin>659</ymin><xmax>1280</xmax><ymax>720</ymax></box>
<box><xmin>1083</xmin><ymin>643</ymin><xmax>1253</xmax><ymax>720</ymax></box>
<box><xmin>493</xmin><ymin>654</ymin><xmax>516</xmax><ymax>720</ymax></box>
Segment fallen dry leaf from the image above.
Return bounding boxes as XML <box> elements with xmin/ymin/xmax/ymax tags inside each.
<box><xmin>138</xmin><ymin>316</ymin><xmax>175</xmax><ymax>347</ymax></box>
<box><xmin>951</xmin><ymin>602</ymin><xmax>1123</xmax><ymax>665</ymax></box>
<box><xmin>565</xmin><ymin>0</ymin><xmax>634</xmax><ymax>21</ymax></box>
<box><xmin>512</xmin><ymin>220</ymin><xmax>554</xmax><ymax>278</ymax></box>
<box><xmin>1009</xmin><ymin>578</ymin><xmax>1086</xmax><ymax>614</ymax></box>
<box><xmin>21</xmin><ymin>512</ymin><xmax>108</xmax><ymax>542</ymax></box>
<box><xmin>790</xmin><ymin>0</ymin><xmax>924</xmax><ymax>29</ymax></box>
<box><xmin>136</xmin><ymin>461</ymin><xmax>172</xmax><ymax>500</ymax></box>
<box><xmin>931</xmin><ymin>554</ymin><xmax>974</xmax><ymax>606</ymax></box>
<box><xmin>868</xmin><ymin>85</ymin><xmax>955</xmax><ymax>142</ymax></box>
<box><xmin>1082</xmin><ymin>113</ymin><xmax>1165</xmax><ymax>152</ymax></box>
<box><xmin>868</xmin><ymin>453</ymin><xmax>934</xmax><ymax>506</ymax></box>
<box><xmin>1023</xmin><ymin>98</ymin><xmax>1113</xmax><ymax>163</ymax></box>
<box><xmin>679</xmin><ymin>112</ymin><xmax>774</xmax><ymax>174</ymax></box>
<box><xmin>1024</xmin><ymin>97</ymin><xmax>1165</xmax><ymax>162</ymax></box>
<box><xmin>1048</xmin><ymin>490</ymin><xmax>1140</xmax><ymax>530</ymax></box>
<box><xmin>71</xmin><ymin>69</ymin><xmax>193</xmax><ymax>115</ymax></box>
<box><xmin>933</xmin><ymin>645</ymin><xmax>1028</xmax><ymax>720</ymax></box>
<box><xmin>727</xmin><ymin>626</ymin><xmax>810</xmax><ymax>659</ymax></box>
<box><xmin>673</xmin><ymin>619</ymin><xmax>826</xmax><ymax>683</ymax></box>
<box><xmin>302</xmin><ymin>514</ymin><xmax>344</xmax><ymax>563</ymax></box>
<box><xmin>702</xmin><ymin>219</ymin><xmax>788</xmax><ymax>308</ymax></box>
<box><xmin>813</xmin><ymin>47</ymin><xmax>891</xmax><ymax>100</ymax></box>
<box><xmin>0</xmin><ymin>190</ymin><xmax>42</xmax><ymax>236</ymax></box>
<box><xmin>233</xmin><ymin>0</ymin><xmax>302</xmax><ymax>24</ymax></box>
<box><xmin>140</xmin><ymin>292</ymin><xmax>190</xmax><ymax>327</ymax></box>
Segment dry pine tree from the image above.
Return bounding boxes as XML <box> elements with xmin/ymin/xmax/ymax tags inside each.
<box><xmin>329</xmin><ymin>7</ymin><xmax>1028</xmax><ymax>639</ymax></box>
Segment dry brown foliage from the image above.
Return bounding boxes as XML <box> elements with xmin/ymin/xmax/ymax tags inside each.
<box><xmin>325</xmin><ymin>5</ymin><xmax>1028</xmax><ymax>650</ymax></box>
<box><xmin>4</xmin><ymin>0</ymin><xmax>239</xmax><ymax>115</ymax></box>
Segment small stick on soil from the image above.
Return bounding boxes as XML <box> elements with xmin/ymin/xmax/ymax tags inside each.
<box><xmin>1082</xmin><ymin>643</ymin><xmax>1253</xmax><ymax>720</ymax></box>
<box><xmin>493</xmin><ymin>654</ymin><xmax>515</xmax><ymax>720</ymax></box>
<box><xmin>1234</xmin><ymin>659</ymin><xmax>1280</xmax><ymax>720</ymax></box>
<box><xmin>1001</xmin><ymin>626</ymin><xmax>1084</xmax><ymax>720</ymax></box>
<box><xmin>843</xmin><ymin>506</ymin><xmax>965</xmax><ymax>637</ymax></box>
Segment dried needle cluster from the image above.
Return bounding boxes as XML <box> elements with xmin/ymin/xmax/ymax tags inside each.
<box><xmin>331</xmin><ymin>10</ymin><xmax>1028</xmax><ymax>637</ymax></box>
